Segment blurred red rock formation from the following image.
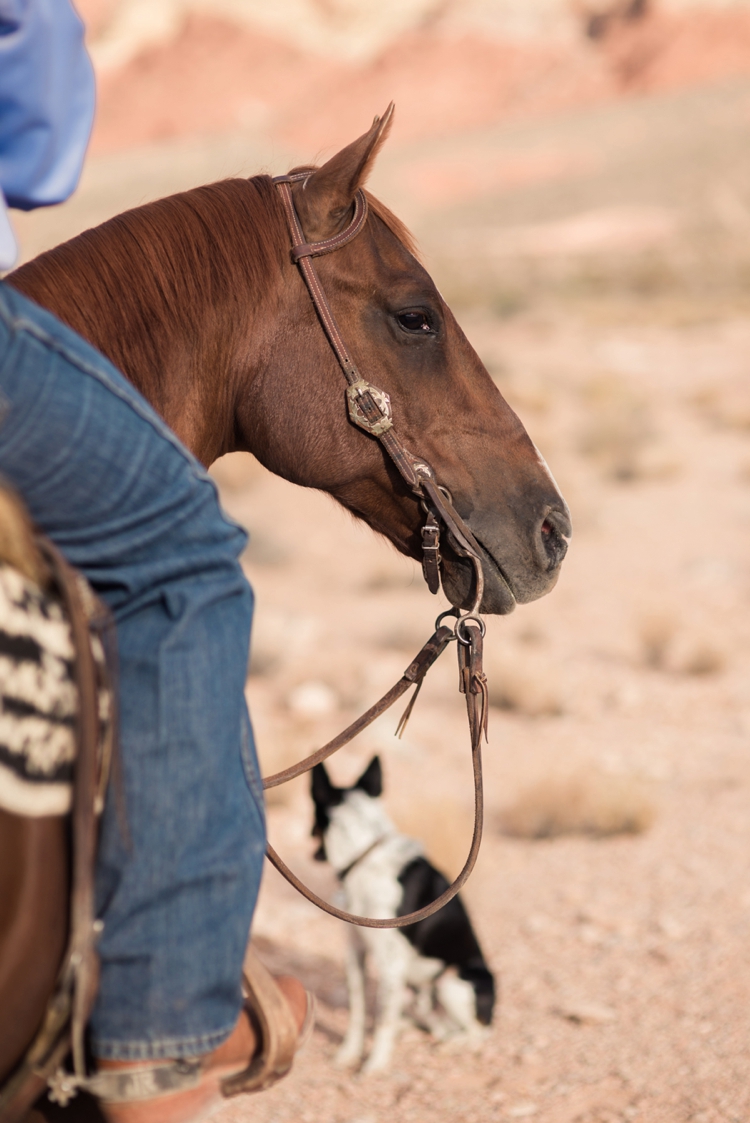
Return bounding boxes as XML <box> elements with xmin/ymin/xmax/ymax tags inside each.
<box><xmin>80</xmin><ymin>2</ymin><xmax>750</xmax><ymax>154</ymax></box>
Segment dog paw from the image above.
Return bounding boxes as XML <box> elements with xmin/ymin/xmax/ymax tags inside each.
<box><xmin>439</xmin><ymin>1025</ymin><xmax>491</xmax><ymax>1053</ymax></box>
<box><xmin>334</xmin><ymin>1045</ymin><xmax>363</xmax><ymax>1069</ymax></box>
<box><xmin>361</xmin><ymin>1053</ymin><xmax>391</xmax><ymax>1075</ymax></box>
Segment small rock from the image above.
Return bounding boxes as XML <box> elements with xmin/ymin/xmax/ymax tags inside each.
<box><xmin>656</xmin><ymin>915</ymin><xmax>686</xmax><ymax>940</ymax></box>
<box><xmin>523</xmin><ymin>913</ymin><xmax>552</xmax><ymax>934</ymax></box>
<box><xmin>287</xmin><ymin>680</ymin><xmax>338</xmax><ymax>716</ymax></box>
<box><xmin>554</xmin><ymin>1000</ymin><xmax>617</xmax><ymax>1025</ymax></box>
<box><xmin>507</xmin><ymin>1103</ymin><xmax>539</xmax><ymax>1118</ymax></box>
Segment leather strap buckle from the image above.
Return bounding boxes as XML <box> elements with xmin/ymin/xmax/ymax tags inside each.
<box><xmin>346</xmin><ymin>379</ymin><xmax>393</xmax><ymax>436</ymax></box>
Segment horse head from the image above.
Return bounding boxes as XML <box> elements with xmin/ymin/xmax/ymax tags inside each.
<box><xmin>8</xmin><ymin>107</ymin><xmax>569</xmax><ymax>615</ymax></box>
<box><xmin>238</xmin><ymin>108</ymin><xmax>571</xmax><ymax>614</ymax></box>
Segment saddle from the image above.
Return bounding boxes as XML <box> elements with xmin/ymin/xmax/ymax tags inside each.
<box><xmin>0</xmin><ymin>488</ymin><xmax>113</xmax><ymax>1123</ymax></box>
<box><xmin>0</xmin><ymin>491</ymin><xmax>304</xmax><ymax>1122</ymax></box>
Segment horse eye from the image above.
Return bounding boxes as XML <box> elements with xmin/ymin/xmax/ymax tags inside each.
<box><xmin>397</xmin><ymin>311</ymin><xmax>432</xmax><ymax>333</ymax></box>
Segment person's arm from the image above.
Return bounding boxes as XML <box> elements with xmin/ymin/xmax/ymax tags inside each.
<box><xmin>0</xmin><ymin>0</ymin><xmax>95</xmax><ymax>268</ymax></box>
<box><xmin>0</xmin><ymin>0</ymin><xmax>95</xmax><ymax>209</ymax></box>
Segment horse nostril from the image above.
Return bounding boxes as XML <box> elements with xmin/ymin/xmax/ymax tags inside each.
<box><xmin>539</xmin><ymin>512</ymin><xmax>569</xmax><ymax>568</ymax></box>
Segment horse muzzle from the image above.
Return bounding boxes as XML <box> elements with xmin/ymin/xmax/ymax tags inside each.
<box><xmin>440</xmin><ymin>502</ymin><xmax>572</xmax><ymax>616</ymax></box>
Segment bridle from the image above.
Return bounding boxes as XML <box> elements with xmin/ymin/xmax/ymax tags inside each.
<box><xmin>273</xmin><ymin>172</ymin><xmax>486</xmax><ymax>613</ymax></box>
<box><xmin>263</xmin><ymin>173</ymin><xmax>492</xmax><ymax>929</ymax></box>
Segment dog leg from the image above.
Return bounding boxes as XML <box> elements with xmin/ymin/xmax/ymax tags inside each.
<box><xmin>436</xmin><ymin>973</ymin><xmax>490</xmax><ymax>1047</ymax></box>
<box><xmin>412</xmin><ymin>982</ymin><xmax>453</xmax><ymax>1041</ymax></box>
<box><xmin>335</xmin><ymin>937</ymin><xmax>367</xmax><ymax>1068</ymax></box>
<box><xmin>363</xmin><ymin>939</ymin><xmax>409</xmax><ymax>1074</ymax></box>
<box><xmin>411</xmin><ymin>982</ymin><xmax>434</xmax><ymax>1030</ymax></box>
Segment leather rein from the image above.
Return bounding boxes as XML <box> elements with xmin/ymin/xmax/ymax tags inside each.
<box><xmin>265</xmin><ymin>173</ymin><xmax>491</xmax><ymax>929</ymax></box>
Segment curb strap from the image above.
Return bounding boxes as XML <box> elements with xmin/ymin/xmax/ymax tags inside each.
<box><xmin>272</xmin><ymin>173</ymin><xmax>484</xmax><ymax>605</ymax></box>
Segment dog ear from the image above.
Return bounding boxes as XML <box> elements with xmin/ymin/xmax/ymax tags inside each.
<box><xmin>355</xmin><ymin>755</ymin><xmax>382</xmax><ymax>798</ymax></box>
<box><xmin>311</xmin><ymin>762</ymin><xmax>336</xmax><ymax>806</ymax></box>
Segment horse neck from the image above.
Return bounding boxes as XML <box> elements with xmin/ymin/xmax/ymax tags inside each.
<box><xmin>8</xmin><ymin>183</ymin><xmax>284</xmax><ymax>467</ymax></box>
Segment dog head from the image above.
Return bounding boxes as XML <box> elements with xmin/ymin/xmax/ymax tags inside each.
<box><xmin>310</xmin><ymin>756</ymin><xmax>390</xmax><ymax>874</ymax></box>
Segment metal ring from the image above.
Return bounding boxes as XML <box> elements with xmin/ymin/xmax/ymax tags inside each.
<box><xmin>435</xmin><ymin>607</ymin><xmax>459</xmax><ymax>634</ymax></box>
<box><xmin>437</xmin><ymin>484</ymin><xmax>453</xmax><ymax>504</ymax></box>
<box><xmin>456</xmin><ymin>614</ymin><xmax>486</xmax><ymax>644</ymax></box>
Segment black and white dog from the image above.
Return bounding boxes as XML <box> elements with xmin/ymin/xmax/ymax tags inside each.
<box><xmin>311</xmin><ymin>756</ymin><xmax>496</xmax><ymax>1072</ymax></box>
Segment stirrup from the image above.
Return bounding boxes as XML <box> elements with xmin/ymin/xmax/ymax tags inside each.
<box><xmin>221</xmin><ymin>946</ymin><xmax>312</xmax><ymax>1096</ymax></box>
<box><xmin>66</xmin><ymin>947</ymin><xmax>313</xmax><ymax>1107</ymax></box>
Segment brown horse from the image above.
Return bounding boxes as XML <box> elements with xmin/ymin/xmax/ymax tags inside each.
<box><xmin>7</xmin><ymin>109</ymin><xmax>570</xmax><ymax>614</ymax></box>
<box><xmin>1</xmin><ymin>108</ymin><xmax>570</xmax><ymax>1115</ymax></box>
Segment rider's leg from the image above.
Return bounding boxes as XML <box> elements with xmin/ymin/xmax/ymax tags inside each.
<box><xmin>97</xmin><ymin>976</ymin><xmax>310</xmax><ymax>1123</ymax></box>
<box><xmin>0</xmin><ymin>282</ymin><xmax>270</xmax><ymax>1068</ymax></box>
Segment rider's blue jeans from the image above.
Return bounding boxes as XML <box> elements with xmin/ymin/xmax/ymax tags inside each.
<box><xmin>0</xmin><ymin>282</ymin><xmax>266</xmax><ymax>1060</ymax></box>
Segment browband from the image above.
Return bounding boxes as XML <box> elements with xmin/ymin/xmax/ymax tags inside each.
<box><xmin>273</xmin><ymin>172</ymin><xmax>369</xmax><ymax>261</ymax></box>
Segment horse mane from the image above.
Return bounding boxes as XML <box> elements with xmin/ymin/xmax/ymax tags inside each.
<box><xmin>8</xmin><ymin>173</ymin><xmax>418</xmax><ymax>413</ymax></box>
<box><xmin>8</xmin><ymin>176</ymin><xmax>290</xmax><ymax>412</ymax></box>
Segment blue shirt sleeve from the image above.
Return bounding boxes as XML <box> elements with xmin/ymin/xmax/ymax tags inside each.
<box><xmin>0</xmin><ymin>0</ymin><xmax>95</xmax><ymax>211</ymax></box>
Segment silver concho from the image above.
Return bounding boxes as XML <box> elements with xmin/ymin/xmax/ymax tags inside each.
<box><xmin>346</xmin><ymin>379</ymin><xmax>393</xmax><ymax>437</ymax></box>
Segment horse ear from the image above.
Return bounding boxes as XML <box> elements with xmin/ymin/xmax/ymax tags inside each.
<box><xmin>294</xmin><ymin>104</ymin><xmax>394</xmax><ymax>243</ymax></box>
<box><xmin>311</xmin><ymin>763</ymin><xmax>336</xmax><ymax>806</ymax></box>
<box><xmin>355</xmin><ymin>755</ymin><xmax>382</xmax><ymax>798</ymax></box>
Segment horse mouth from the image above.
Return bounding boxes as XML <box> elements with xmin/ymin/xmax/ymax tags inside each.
<box><xmin>474</xmin><ymin>535</ymin><xmax>517</xmax><ymax>614</ymax></box>
<box><xmin>440</xmin><ymin>533</ymin><xmax>517</xmax><ymax>615</ymax></box>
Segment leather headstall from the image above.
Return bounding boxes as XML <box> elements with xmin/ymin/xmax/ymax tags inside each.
<box><xmin>273</xmin><ymin>171</ymin><xmax>485</xmax><ymax>614</ymax></box>
<box><xmin>266</xmin><ymin>172</ymin><xmax>493</xmax><ymax>930</ymax></box>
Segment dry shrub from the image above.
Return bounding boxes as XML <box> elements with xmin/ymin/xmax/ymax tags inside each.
<box><xmin>637</xmin><ymin>609</ymin><xmax>677</xmax><ymax>669</ymax></box>
<box><xmin>577</xmin><ymin>374</ymin><xmax>653</xmax><ymax>482</ymax></box>
<box><xmin>501</xmin><ymin>768</ymin><xmax>655</xmax><ymax>839</ymax></box>
<box><xmin>485</xmin><ymin>653</ymin><xmax>564</xmax><ymax>718</ymax></box>
<box><xmin>692</xmin><ymin>385</ymin><xmax>750</xmax><ymax>432</ymax></box>
<box><xmin>679</xmin><ymin>642</ymin><xmax>726</xmax><ymax>677</ymax></box>
<box><xmin>636</xmin><ymin>610</ymin><xmax>726</xmax><ymax>676</ymax></box>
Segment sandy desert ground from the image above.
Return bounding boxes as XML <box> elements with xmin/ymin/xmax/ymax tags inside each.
<box><xmin>10</xmin><ymin>19</ymin><xmax>750</xmax><ymax>1122</ymax></box>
